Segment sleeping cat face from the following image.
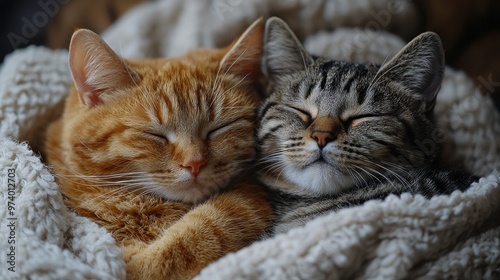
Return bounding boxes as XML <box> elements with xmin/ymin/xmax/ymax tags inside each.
<box><xmin>57</xmin><ymin>19</ymin><xmax>263</xmax><ymax>203</ymax></box>
<box><xmin>257</xmin><ymin>18</ymin><xmax>445</xmax><ymax>197</ymax></box>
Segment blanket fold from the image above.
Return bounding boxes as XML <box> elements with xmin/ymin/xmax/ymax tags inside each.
<box><xmin>1</xmin><ymin>0</ymin><xmax>499</xmax><ymax>279</ymax></box>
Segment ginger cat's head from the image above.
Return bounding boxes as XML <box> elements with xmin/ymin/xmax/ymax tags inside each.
<box><xmin>52</xmin><ymin>19</ymin><xmax>263</xmax><ymax>203</ymax></box>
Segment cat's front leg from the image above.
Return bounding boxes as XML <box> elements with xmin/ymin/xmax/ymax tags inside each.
<box><xmin>121</xmin><ymin>241</ymin><xmax>147</xmax><ymax>269</ymax></box>
<box><xmin>124</xmin><ymin>180</ymin><xmax>273</xmax><ymax>280</ymax></box>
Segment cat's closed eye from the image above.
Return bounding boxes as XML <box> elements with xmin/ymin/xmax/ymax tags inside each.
<box><xmin>286</xmin><ymin>106</ymin><xmax>312</xmax><ymax>124</ymax></box>
<box><xmin>207</xmin><ymin>119</ymin><xmax>249</xmax><ymax>140</ymax></box>
<box><xmin>142</xmin><ymin>129</ymin><xmax>177</xmax><ymax>143</ymax></box>
<box><xmin>341</xmin><ymin>114</ymin><xmax>380</xmax><ymax>130</ymax></box>
<box><xmin>143</xmin><ymin>131</ymin><xmax>169</xmax><ymax>142</ymax></box>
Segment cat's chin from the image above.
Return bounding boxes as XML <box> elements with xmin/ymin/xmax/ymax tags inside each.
<box><xmin>151</xmin><ymin>180</ymin><xmax>219</xmax><ymax>203</ymax></box>
<box><xmin>283</xmin><ymin>162</ymin><xmax>354</xmax><ymax>196</ymax></box>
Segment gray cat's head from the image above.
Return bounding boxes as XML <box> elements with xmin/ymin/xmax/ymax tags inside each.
<box><xmin>257</xmin><ymin>17</ymin><xmax>445</xmax><ymax>197</ymax></box>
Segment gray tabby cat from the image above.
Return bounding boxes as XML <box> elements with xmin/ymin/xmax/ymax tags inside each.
<box><xmin>257</xmin><ymin>17</ymin><xmax>477</xmax><ymax>235</ymax></box>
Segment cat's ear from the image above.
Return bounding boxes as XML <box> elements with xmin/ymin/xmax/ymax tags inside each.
<box><xmin>376</xmin><ymin>32</ymin><xmax>445</xmax><ymax>111</ymax></box>
<box><xmin>220</xmin><ymin>17</ymin><xmax>264</xmax><ymax>79</ymax></box>
<box><xmin>68</xmin><ymin>29</ymin><xmax>139</xmax><ymax>107</ymax></box>
<box><xmin>261</xmin><ymin>17</ymin><xmax>314</xmax><ymax>83</ymax></box>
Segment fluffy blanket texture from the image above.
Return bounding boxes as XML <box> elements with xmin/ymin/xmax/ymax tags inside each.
<box><xmin>1</xmin><ymin>0</ymin><xmax>499</xmax><ymax>279</ymax></box>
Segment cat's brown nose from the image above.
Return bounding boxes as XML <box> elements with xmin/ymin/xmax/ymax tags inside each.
<box><xmin>182</xmin><ymin>160</ymin><xmax>207</xmax><ymax>177</ymax></box>
<box><xmin>311</xmin><ymin>131</ymin><xmax>334</xmax><ymax>149</ymax></box>
<box><xmin>311</xmin><ymin>116</ymin><xmax>340</xmax><ymax>149</ymax></box>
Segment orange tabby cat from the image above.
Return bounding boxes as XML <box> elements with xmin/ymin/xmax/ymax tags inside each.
<box><xmin>44</xmin><ymin>18</ymin><xmax>272</xmax><ymax>279</ymax></box>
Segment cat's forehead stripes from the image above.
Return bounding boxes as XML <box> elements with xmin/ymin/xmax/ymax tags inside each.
<box><xmin>280</xmin><ymin>61</ymin><xmax>377</xmax><ymax>118</ymax></box>
<box><xmin>135</xmin><ymin>60</ymin><xmax>216</xmax><ymax>121</ymax></box>
<box><xmin>121</xmin><ymin>55</ymin><xmax>259</xmax><ymax>149</ymax></box>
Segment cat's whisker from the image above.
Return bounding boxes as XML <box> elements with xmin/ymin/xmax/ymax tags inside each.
<box><xmin>363</xmin><ymin>159</ymin><xmax>404</xmax><ymax>175</ymax></box>
<box><xmin>347</xmin><ymin>169</ymin><xmax>366</xmax><ymax>189</ymax></box>
<box><xmin>349</xmin><ymin>165</ymin><xmax>370</xmax><ymax>187</ymax></box>
<box><xmin>355</xmin><ymin>166</ymin><xmax>383</xmax><ymax>186</ymax></box>
<box><xmin>63</xmin><ymin>171</ymin><xmax>149</xmax><ymax>179</ymax></box>
<box><xmin>210</xmin><ymin>52</ymin><xmax>226</xmax><ymax>99</ymax></box>
<box><xmin>212</xmin><ymin>52</ymin><xmax>253</xmax><ymax>116</ymax></box>
<box><xmin>210</xmin><ymin>47</ymin><xmax>249</xmax><ymax>111</ymax></box>
<box><xmin>258</xmin><ymin>150</ymin><xmax>283</xmax><ymax>161</ymax></box>
<box><xmin>218</xmin><ymin>105</ymin><xmax>257</xmax><ymax>110</ymax></box>
<box><xmin>117</xmin><ymin>45</ymin><xmax>141</xmax><ymax>90</ymax></box>
<box><xmin>364</xmin><ymin>159</ymin><xmax>411</xmax><ymax>187</ymax></box>
<box><xmin>259</xmin><ymin>161</ymin><xmax>287</xmax><ymax>176</ymax></box>
<box><xmin>337</xmin><ymin>145</ymin><xmax>411</xmax><ymax>185</ymax></box>
<box><xmin>222</xmin><ymin>47</ymin><xmax>249</xmax><ymax>77</ymax></box>
<box><xmin>365</xmin><ymin>166</ymin><xmax>396</xmax><ymax>187</ymax></box>
<box><xmin>85</xmin><ymin>186</ymin><xmax>129</xmax><ymax>202</ymax></box>
<box><xmin>74</xmin><ymin>176</ymin><xmax>149</xmax><ymax>184</ymax></box>
<box><xmin>77</xmin><ymin>139</ymin><xmax>93</xmax><ymax>151</ymax></box>
<box><xmin>57</xmin><ymin>175</ymin><xmax>147</xmax><ymax>188</ymax></box>
<box><xmin>52</xmin><ymin>160</ymin><xmax>151</xmax><ymax>188</ymax></box>
<box><xmin>59</xmin><ymin>168</ymin><xmax>147</xmax><ymax>181</ymax></box>
<box><xmin>70</xmin><ymin>185</ymin><xmax>132</xmax><ymax>207</ymax></box>
<box><xmin>44</xmin><ymin>148</ymin><xmax>139</xmax><ymax>181</ymax></box>
<box><xmin>371</xmin><ymin>160</ymin><xmax>408</xmax><ymax>172</ymax></box>
<box><xmin>257</xmin><ymin>155</ymin><xmax>284</xmax><ymax>168</ymax></box>
<box><xmin>367</xmin><ymin>62</ymin><xmax>401</xmax><ymax>92</ymax></box>
<box><xmin>367</xmin><ymin>51</ymin><xmax>393</xmax><ymax>89</ymax></box>
<box><xmin>92</xmin><ymin>179</ymin><xmax>147</xmax><ymax>186</ymax></box>
<box><xmin>273</xmin><ymin>165</ymin><xmax>288</xmax><ymax>186</ymax></box>
<box><xmin>141</xmin><ymin>93</ymin><xmax>163</xmax><ymax>123</ymax></box>
<box><xmin>221</xmin><ymin>73</ymin><xmax>250</xmax><ymax>96</ymax></box>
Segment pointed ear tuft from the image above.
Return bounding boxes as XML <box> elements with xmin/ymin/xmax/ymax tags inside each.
<box><xmin>376</xmin><ymin>31</ymin><xmax>445</xmax><ymax>111</ymax></box>
<box><xmin>69</xmin><ymin>29</ymin><xmax>139</xmax><ymax>107</ymax></box>
<box><xmin>220</xmin><ymin>17</ymin><xmax>264</xmax><ymax>80</ymax></box>
<box><xmin>261</xmin><ymin>17</ymin><xmax>314</xmax><ymax>83</ymax></box>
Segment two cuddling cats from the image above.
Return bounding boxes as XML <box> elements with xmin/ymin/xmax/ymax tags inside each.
<box><xmin>44</xmin><ymin>17</ymin><xmax>476</xmax><ymax>279</ymax></box>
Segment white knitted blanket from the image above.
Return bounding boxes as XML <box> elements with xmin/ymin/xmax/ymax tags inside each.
<box><xmin>1</xmin><ymin>0</ymin><xmax>499</xmax><ymax>279</ymax></box>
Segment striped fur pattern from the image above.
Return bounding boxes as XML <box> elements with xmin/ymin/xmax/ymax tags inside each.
<box><xmin>44</xmin><ymin>19</ymin><xmax>273</xmax><ymax>279</ymax></box>
<box><xmin>257</xmin><ymin>17</ymin><xmax>476</xmax><ymax>235</ymax></box>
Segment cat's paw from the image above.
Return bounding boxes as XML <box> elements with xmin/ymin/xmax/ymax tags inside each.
<box><xmin>121</xmin><ymin>243</ymin><xmax>145</xmax><ymax>263</ymax></box>
<box><xmin>124</xmin><ymin>253</ymin><xmax>146</xmax><ymax>280</ymax></box>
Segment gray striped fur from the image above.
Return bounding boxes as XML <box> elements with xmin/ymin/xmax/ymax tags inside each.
<box><xmin>257</xmin><ymin>17</ymin><xmax>476</xmax><ymax>235</ymax></box>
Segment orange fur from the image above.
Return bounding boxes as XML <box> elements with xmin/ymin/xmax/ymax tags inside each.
<box><xmin>44</xmin><ymin>18</ymin><xmax>272</xmax><ymax>279</ymax></box>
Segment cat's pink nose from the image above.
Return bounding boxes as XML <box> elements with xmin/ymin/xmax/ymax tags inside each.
<box><xmin>312</xmin><ymin>131</ymin><xmax>334</xmax><ymax>149</ymax></box>
<box><xmin>182</xmin><ymin>160</ymin><xmax>206</xmax><ymax>177</ymax></box>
